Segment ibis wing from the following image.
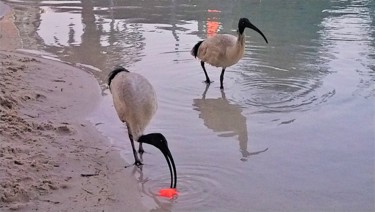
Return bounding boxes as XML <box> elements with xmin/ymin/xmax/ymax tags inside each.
<box><xmin>197</xmin><ymin>34</ymin><xmax>237</xmax><ymax>67</ymax></box>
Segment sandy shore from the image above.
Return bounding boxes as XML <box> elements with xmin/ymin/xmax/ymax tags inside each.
<box><xmin>0</xmin><ymin>9</ymin><xmax>146</xmax><ymax>212</ymax></box>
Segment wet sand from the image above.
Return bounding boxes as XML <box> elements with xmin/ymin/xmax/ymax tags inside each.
<box><xmin>0</xmin><ymin>8</ymin><xmax>146</xmax><ymax>212</ymax></box>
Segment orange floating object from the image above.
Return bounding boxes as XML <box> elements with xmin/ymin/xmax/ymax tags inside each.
<box><xmin>159</xmin><ymin>188</ymin><xmax>178</xmax><ymax>199</ymax></box>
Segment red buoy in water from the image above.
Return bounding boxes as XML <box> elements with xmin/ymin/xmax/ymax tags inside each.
<box><xmin>159</xmin><ymin>188</ymin><xmax>178</xmax><ymax>199</ymax></box>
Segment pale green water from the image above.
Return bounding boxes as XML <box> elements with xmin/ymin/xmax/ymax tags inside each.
<box><xmin>2</xmin><ymin>0</ymin><xmax>374</xmax><ymax>211</ymax></box>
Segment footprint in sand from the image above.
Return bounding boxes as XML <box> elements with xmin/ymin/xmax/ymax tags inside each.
<box><xmin>55</xmin><ymin>125</ymin><xmax>73</xmax><ymax>135</ymax></box>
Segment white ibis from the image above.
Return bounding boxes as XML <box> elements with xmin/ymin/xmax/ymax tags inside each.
<box><xmin>108</xmin><ymin>67</ymin><xmax>177</xmax><ymax>188</ymax></box>
<box><xmin>191</xmin><ymin>17</ymin><xmax>268</xmax><ymax>89</ymax></box>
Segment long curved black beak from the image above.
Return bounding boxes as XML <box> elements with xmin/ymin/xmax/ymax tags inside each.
<box><xmin>160</xmin><ymin>144</ymin><xmax>177</xmax><ymax>189</ymax></box>
<box><xmin>247</xmin><ymin>22</ymin><xmax>268</xmax><ymax>43</ymax></box>
<box><xmin>141</xmin><ymin>136</ymin><xmax>177</xmax><ymax>188</ymax></box>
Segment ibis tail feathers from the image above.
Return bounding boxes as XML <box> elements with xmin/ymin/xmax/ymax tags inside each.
<box><xmin>191</xmin><ymin>41</ymin><xmax>203</xmax><ymax>58</ymax></box>
<box><xmin>108</xmin><ymin>66</ymin><xmax>129</xmax><ymax>87</ymax></box>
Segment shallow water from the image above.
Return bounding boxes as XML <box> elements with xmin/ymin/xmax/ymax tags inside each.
<box><xmin>2</xmin><ymin>0</ymin><xmax>374</xmax><ymax>211</ymax></box>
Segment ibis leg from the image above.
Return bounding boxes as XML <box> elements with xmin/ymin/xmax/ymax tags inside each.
<box><xmin>138</xmin><ymin>142</ymin><xmax>144</xmax><ymax>154</ymax></box>
<box><xmin>220</xmin><ymin>68</ymin><xmax>226</xmax><ymax>89</ymax></box>
<box><xmin>201</xmin><ymin>61</ymin><xmax>211</xmax><ymax>84</ymax></box>
<box><xmin>127</xmin><ymin>131</ymin><xmax>142</xmax><ymax>167</ymax></box>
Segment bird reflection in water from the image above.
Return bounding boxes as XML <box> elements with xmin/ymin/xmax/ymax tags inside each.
<box><xmin>193</xmin><ymin>84</ymin><xmax>268</xmax><ymax>161</ymax></box>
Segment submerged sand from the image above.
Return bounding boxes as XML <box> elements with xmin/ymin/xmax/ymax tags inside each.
<box><xmin>0</xmin><ymin>9</ymin><xmax>146</xmax><ymax>211</ymax></box>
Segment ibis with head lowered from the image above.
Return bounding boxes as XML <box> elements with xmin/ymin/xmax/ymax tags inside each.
<box><xmin>108</xmin><ymin>67</ymin><xmax>177</xmax><ymax>188</ymax></box>
<box><xmin>191</xmin><ymin>17</ymin><xmax>268</xmax><ymax>89</ymax></box>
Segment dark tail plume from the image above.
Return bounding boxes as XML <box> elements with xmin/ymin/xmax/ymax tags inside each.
<box><xmin>108</xmin><ymin>66</ymin><xmax>129</xmax><ymax>88</ymax></box>
<box><xmin>191</xmin><ymin>41</ymin><xmax>203</xmax><ymax>58</ymax></box>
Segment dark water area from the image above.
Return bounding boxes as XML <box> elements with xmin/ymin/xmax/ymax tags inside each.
<box><xmin>1</xmin><ymin>0</ymin><xmax>374</xmax><ymax>211</ymax></box>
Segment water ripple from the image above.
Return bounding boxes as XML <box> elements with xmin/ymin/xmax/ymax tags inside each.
<box><xmin>139</xmin><ymin>163</ymin><xmax>245</xmax><ymax>211</ymax></box>
<box><xmin>230</xmin><ymin>65</ymin><xmax>335</xmax><ymax>113</ymax></box>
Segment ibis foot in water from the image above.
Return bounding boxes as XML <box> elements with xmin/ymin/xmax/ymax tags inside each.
<box><xmin>203</xmin><ymin>79</ymin><xmax>212</xmax><ymax>84</ymax></box>
<box><xmin>201</xmin><ymin>61</ymin><xmax>212</xmax><ymax>84</ymax></box>
<box><xmin>134</xmin><ymin>160</ymin><xmax>143</xmax><ymax>167</ymax></box>
<box><xmin>125</xmin><ymin>160</ymin><xmax>143</xmax><ymax>169</ymax></box>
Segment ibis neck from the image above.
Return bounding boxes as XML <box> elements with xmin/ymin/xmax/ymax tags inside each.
<box><xmin>237</xmin><ymin>31</ymin><xmax>246</xmax><ymax>46</ymax></box>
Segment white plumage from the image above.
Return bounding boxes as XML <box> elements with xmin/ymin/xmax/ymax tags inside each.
<box><xmin>110</xmin><ymin>71</ymin><xmax>157</xmax><ymax>142</ymax></box>
<box><xmin>197</xmin><ymin>34</ymin><xmax>245</xmax><ymax>68</ymax></box>
<box><xmin>108</xmin><ymin>67</ymin><xmax>177</xmax><ymax>188</ymax></box>
<box><xmin>191</xmin><ymin>17</ymin><xmax>268</xmax><ymax>89</ymax></box>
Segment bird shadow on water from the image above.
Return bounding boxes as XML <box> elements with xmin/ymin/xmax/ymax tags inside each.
<box><xmin>193</xmin><ymin>84</ymin><xmax>268</xmax><ymax>161</ymax></box>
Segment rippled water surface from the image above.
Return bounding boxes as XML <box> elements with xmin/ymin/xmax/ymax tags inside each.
<box><xmin>2</xmin><ymin>0</ymin><xmax>374</xmax><ymax>211</ymax></box>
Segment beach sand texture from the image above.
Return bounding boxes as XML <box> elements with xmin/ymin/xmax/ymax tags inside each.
<box><xmin>0</xmin><ymin>8</ymin><xmax>146</xmax><ymax>211</ymax></box>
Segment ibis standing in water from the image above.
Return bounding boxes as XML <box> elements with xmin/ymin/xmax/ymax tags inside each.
<box><xmin>108</xmin><ymin>67</ymin><xmax>177</xmax><ymax>188</ymax></box>
<box><xmin>191</xmin><ymin>17</ymin><xmax>268</xmax><ymax>89</ymax></box>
